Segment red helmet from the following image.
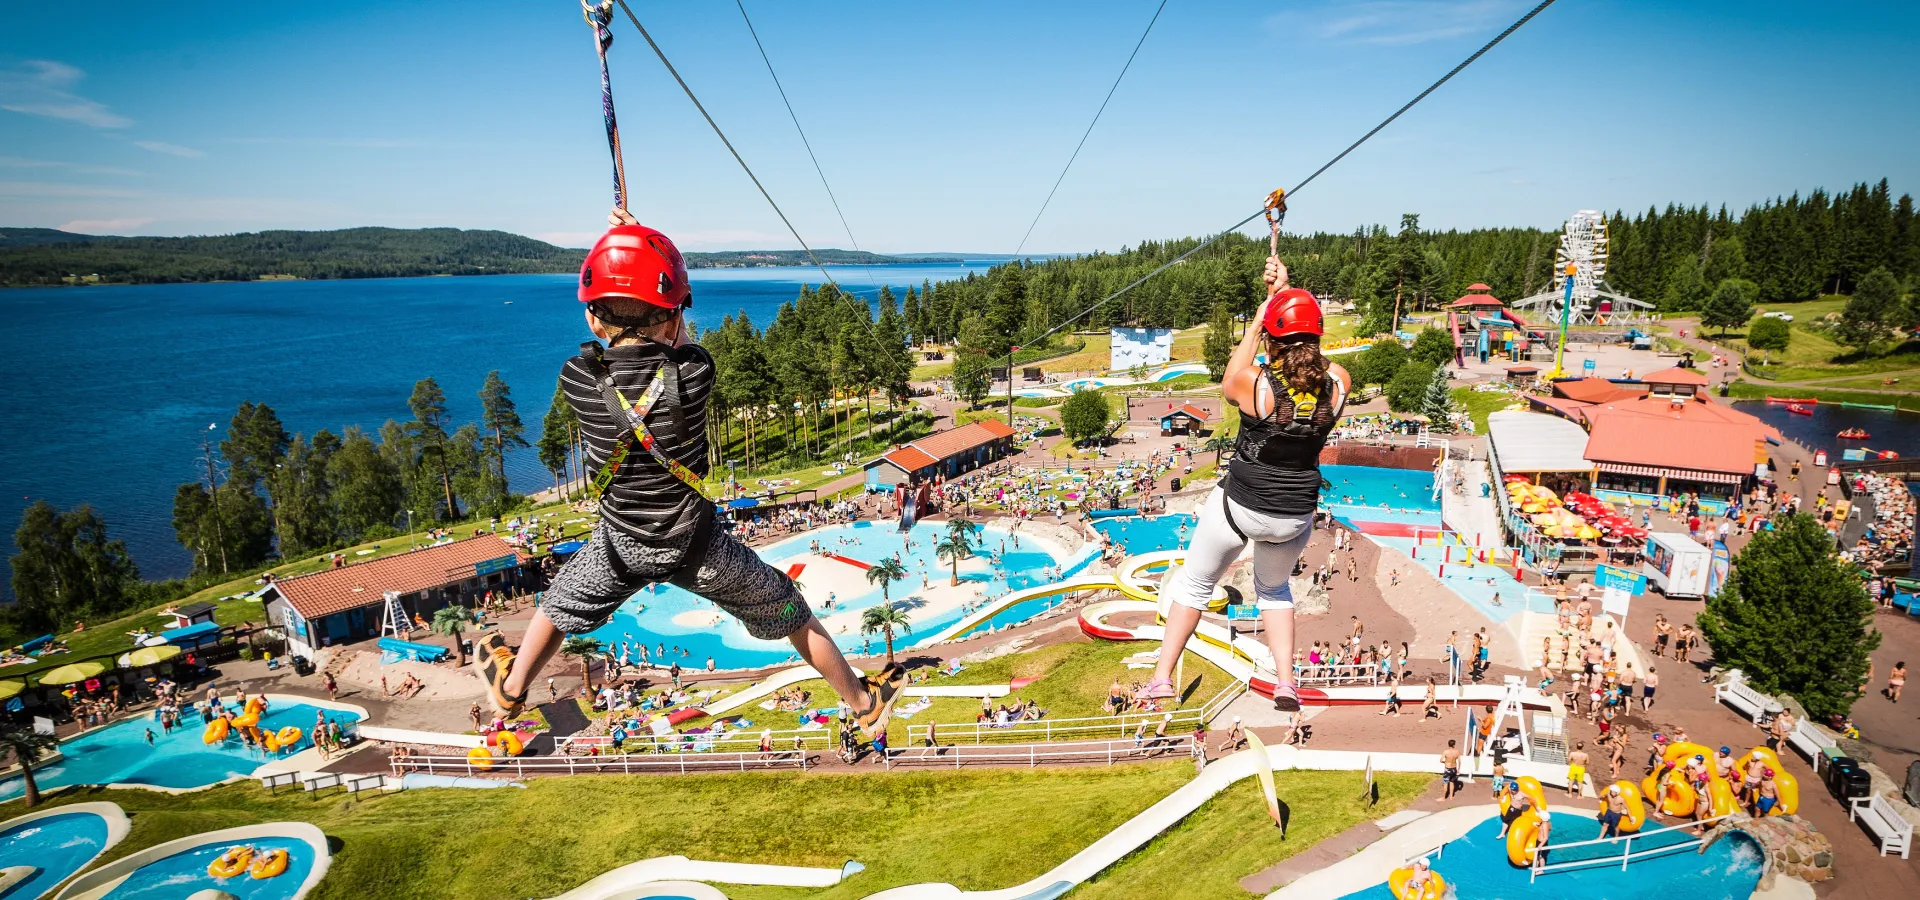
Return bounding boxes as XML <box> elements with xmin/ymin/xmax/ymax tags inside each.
<box><xmin>1262</xmin><ymin>288</ymin><xmax>1322</xmax><ymax>339</ymax></box>
<box><xmin>578</xmin><ymin>224</ymin><xmax>691</xmax><ymax>310</ymax></box>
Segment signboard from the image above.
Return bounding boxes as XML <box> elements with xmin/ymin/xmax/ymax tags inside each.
<box><xmin>1595</xmin><ymin>564</ymin><xmax>1647</xmax><ymax>595</ymax></box>
<box><xmin>1227</xmin><ymin>604</ymin><xmax>1262</xmax><ymax>620</ymax></box>
<box><xmin>474</xmin><ymin>554</ymin><xmax>518</xmax><ymax>577</ymax></box>
<box><xmin>1581</xmin><ymin>358</ymin><xmax>1596</xmax><ymax>373</ymax></box>
<box><xmin>1843</xmin><ymin>448</ymin><xmax>1867</xmax><ymax>461</ymax></box>
<box><xmin>1110</xmin><ymin>327</ymin><xmax>1173</xmax><ymax>370</ymax></box>
<box><xmin>1601</xmin><ymin>587</ymin><xmax>1632</xmax><ymax>620</ymax></box>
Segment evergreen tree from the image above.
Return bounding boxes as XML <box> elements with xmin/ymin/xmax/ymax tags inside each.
<box><xmin>407</xmin><ymin>377</ymin><xmax>460</xmax><ymax>518</ymax></box>
<box><xmin>329</xmin><ymin>426</ymin><xmax>404</xmax><ymax>537</ymax></box>
<box><xmin>537</xmin><ymin>381</ymin><xmax>575</xmax><ymax>499</ymax></box>
<box><xmin>1699</xmin><ymin>278</ymin><xmax>1757</xmax><ymax>336</ymax></box>
<box><xmin>953</xmin><ymin>315</ymin><xmax>994</xmax><ymax>407</ymax></box>
<box><xmin>1421</xmin><ymin>364</ymin><xmax>1454</xmax><ymax>422</ymax></box>
<box><xmin>1696</xmin><ymin>514</ymin><xmax>1879</xmax><ymax>719</ymax></box>
<box><xmin>220</xmin><ymin>401</ymin><xmax>290</xmax><ymax>488</ymax></box>
<box><xmin>1201</xmin><ymin>303</ymin><xmax>1235</xmax><ymax>382</ymax></box>
<box><xmin>271</xmin><ymin>434</ymin><xmax>337</xmax><ymax>557</ymax></box>
<box><xmin>478</xmin><ymin>370</ymin><xmax>528</xmax><ymax>499</ymax></box>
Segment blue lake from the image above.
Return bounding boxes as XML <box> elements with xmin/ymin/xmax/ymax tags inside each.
<box><xmin>0</xmin><ymin>263</ymin><xmax>992</xmax><ymax>585</ymax></box>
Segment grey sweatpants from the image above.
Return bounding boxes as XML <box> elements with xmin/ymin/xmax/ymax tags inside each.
<box><xmin>542</xmin><ymin>518</ymin><xmax>812</xmax><ymax>641</ymax></box>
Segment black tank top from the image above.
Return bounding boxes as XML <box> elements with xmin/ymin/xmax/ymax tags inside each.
<box><xmin>1225</xmin><ymin>367</ymin><xmax>1343</xmax><ymax>516</ymax></box>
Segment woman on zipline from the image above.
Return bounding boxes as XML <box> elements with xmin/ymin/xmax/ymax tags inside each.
<box><xmin>1137</xmin><ymin>255</ymin><xmax>1348</xmax><ymax>711</ymax></box>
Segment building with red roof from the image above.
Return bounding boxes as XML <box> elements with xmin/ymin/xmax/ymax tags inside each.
<box><xmin>1158</xmin><ymin>403</ymin><xmax>1212</xmax><ymax>436</ymax></box>
<box><xmin>261</xmin><ymin>534</ymin><xmax>525</xmax><ymax>657</ymax></box>
<box><xmin>864</xmin><ymin>419</ymin><xmax>1017</xmax><ymax>489</ymax></box>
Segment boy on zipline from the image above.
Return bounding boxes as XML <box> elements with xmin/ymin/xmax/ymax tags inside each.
<box><xmin>473</xmin><ymin>207</ymin><xmax>906</xmax><ymax>734</ymax></box>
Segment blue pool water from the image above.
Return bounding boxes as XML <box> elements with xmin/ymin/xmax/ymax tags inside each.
<box><xmin>0</xmin><ymin>810</ymin><xmax>109</xmax><ymax>900</ymax></box>
<box><xmin>1322</xmin><ymin>463</ymin><xmax>1443</xmax><ymax>529</ymax></box>
<box><xmin>0</xmin><ymin>702</ymin><xmax>360</xmax><ymax>801</ymax></box>
<box><xmin>1092</xmin><ymin>514</ymin><xmax>1195</xmax><ymax>555</ymax></box>
<box><xmin>582</xmin><ymin>521</ymin><xmax>1080</xmax><ymax>670</ymax></box>
<box><xmin>1336</xmin><ymin>814</ymin><xmax>1764</xmax><ymax>900</ymax></box>
<box><xmin>97</xmin><ymin>837</ymin><xmax>315</xmax><ymax>900</ymax></box>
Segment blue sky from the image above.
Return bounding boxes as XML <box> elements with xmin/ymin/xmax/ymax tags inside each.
<box><xmin>3</xmin><ymin>0</ymin><xmax>1916</xmax><ymax>252</ymax></box>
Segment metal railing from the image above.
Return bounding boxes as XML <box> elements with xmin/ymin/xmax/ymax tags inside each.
<box><xmin>392</xmin><ymin>748</ymin><xmax>812</xmax><ymax>778</ymax></box>
<box><xmin>1529</xmin><ymin>813</ymin><xmax>1738</xmax><ymax>881</ymax></box>
<box><xmin>1290</xmin><ymin>663</ymin><xmax>1379</xmax><ymax>686</ymax></box>
<box><xmin>554</xmin><ymin>727</ymin><xmax>832</xmax><ymax>756</ymax></box>
<box><xmin>903</xmin><ymin>680</ymin><xmax>1245</xmax><ymax>746</ymax></box>
<box><xmin>883</xmin><ymin>735</ymin><xmax>1196</xmax><ymax>769</ymax></box>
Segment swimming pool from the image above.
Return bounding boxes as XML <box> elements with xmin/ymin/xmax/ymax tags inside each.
<box><xmin>85</xmin><ymin>836</ymin><xmax>317</xmax><ymax>900</ymax></box>
<box><xmin>582</xmin><ymin>521</ymin><xmax>1080</xmax><ymax>670</ymax></box>
<box><xmin>1092</xmin><ymin>514</ymin><xmax>1195</xmax><ymax>555</ymax></box>
<box><xmin>1321</xmin><ymin>464</ymin><xmax>1442</xmax><ymax>532</ymax></box>
<box><xmin>1335</xmin><ymin>814</ymin><xmax>1764</xmax><ymax>900</ymax></box>
<box><xmin>0</xmin><ymin>809</ymin><xmax>111</xmax><ymax>900</ymax></box>
<box><xmin>0</xmin><ymin>701</ymin><xmax>360</xmax><ymax>801</ymax></box>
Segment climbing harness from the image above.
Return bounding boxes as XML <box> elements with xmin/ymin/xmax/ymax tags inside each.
<box><xmin>578</xmin><ymin>340</ymin><xmax>711</xmax><ymax>504</ymax></box>
<box><xmin>582</xmin><ymin>0</ymin><xmax>627</xmax><ymax>211</ymax></box>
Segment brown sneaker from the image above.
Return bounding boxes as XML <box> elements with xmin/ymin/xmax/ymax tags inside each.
<box><xmin>852</xmin><ymin>662</ymin><xmax>908</xmax><ymax>738</ymax></box>
<box><xmin>472</xmin><ymin>630</ymin><xmax>527</xmax><ymax>718</ymax></box>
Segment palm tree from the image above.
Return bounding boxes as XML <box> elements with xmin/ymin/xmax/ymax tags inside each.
<box><xmin>946</xmin><ymin>515</ymin><xmax>979</xmax><ymax>549</ymax></box>
<box><xmin>1204</xmin><ymin>435</ymin><xmax>1234</xmax><ymax>466</ymax></box>
<box><xmin>561</xmin><ymin>636</ymin><xmax>605</xmax><ymax>695</ymax></box>
<box><xmin>860</xmin><ymin>602</ymin><xmax>913</xmax><ymax>662</ymax></box>
<box><xmin>935</xmin><ymin>535</ymin><xmax>972</xmax><ymax>587</ymax></box>
<box><xmin>430</xmin><ymin>605</ymin><xmax>468</xmax><ymax>666</ymax></box>
<box><xmin>0</xmin><ymin>722</ymin><xmax>60</xmax><ymax>807</ymax></box>
<box><xmin>865</xmin><ymin>558</ymin><xmax>908</xmax><ymax>602</ymax></box>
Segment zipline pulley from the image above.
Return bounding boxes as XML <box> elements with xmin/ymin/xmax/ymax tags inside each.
<box><xmin>1263</xmin><ymin>187</ymin><xmax>1288</xmax><ymax>258</ymax></box>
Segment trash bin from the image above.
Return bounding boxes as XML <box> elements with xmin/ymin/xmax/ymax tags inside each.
<box><xmin>1827</xmin><ymin>757</ymin><xmax>1872</xmax><ymax>801</ymax></box>
<box><xmin>1170</xmin><ymin>477</ymin><xmax>1182</xmax><ymax>493</ymax></box>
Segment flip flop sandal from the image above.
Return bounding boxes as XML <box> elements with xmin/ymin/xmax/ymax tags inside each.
<box><xmin>853</xmin><ymin>662</ymin><xmax>908</xmax><ymax>738</ymax></box>
<box><xmin>1271</xmin><ymin>681</ymin><xmax>1302</xmax><ymax>712</ymax></box>
<box><xmin>1138</xmin><ymin>678</ymin><xmax>1177</xmax><ymax>701</ymax></box>
<box><xmin>472</xmin><ymin>630</ymin><xmax>527</xmax><ymax>718</ymax></box>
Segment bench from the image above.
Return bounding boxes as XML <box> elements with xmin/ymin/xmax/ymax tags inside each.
<box><xmin>1787</xmin><ymin>718</ymin><xmax>1838</xmax><ymax>770</ymax></box>
<box><xmin>1850</xmin><ymin>794</ymin><xmax>1914</xmax><ymax>859</ymax></box>
<box><xmin>343</xmin><ymin>773</ymin><xmax>389</xmax><ymax>796</ymax></box>
<box><xmin>301</xmin><ymin>772</ymin><xmax>343</xmax><ymax>794</ymax></box>
<box><xmin>1712</xmin><ymin>678</ymin><xmax>1780</xmax><ymax>725</ymax></box>
<box><xmin>256</xmin><ymin>771</ymin><xmax>300</xmax><ymax>794</ymax></box>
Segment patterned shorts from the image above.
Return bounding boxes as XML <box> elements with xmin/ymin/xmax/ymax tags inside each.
<box><xmin>541</xmin><ymin>518</ymin><xmax>812</xmax><ymax>641</ymax></box>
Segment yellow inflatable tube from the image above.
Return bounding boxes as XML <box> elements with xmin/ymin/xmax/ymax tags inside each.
<box><xmin>1732</xmin><ymin>746</ymin><xmax>1799</xmax><ymax>815</ymax></box>
<box><xmin>276</xmin><ymin>726</ymin><xmax>303</xmax><ymax>748</ymax></box>
<box><xmin>202</xmin><ymin>719</ymin><xmax>230</xmax><ymax>744</ymax></box>
<box><xmin>497</xmin><ymin>729</ymin><xmax>525</xmax><ymax>757</ymax></box>
<box><xmin>1505</xmin><ymin>810</ymin><xmax>1544</xmax><ymax>867</ymax></box>
<box><xmin>207</xmin><ymin>845</ymin><xmax>254</xmax><ymax>879</ymax></box>
<box><xmin>248</xmin><ymin>847</ymin><xmax>289</xmax><ymax>879</ymax></box>
<box><xmin>1387</xmin><ymin>866</ymin><xmax>1447</xmax><ymax>900</ymax></box>
<box><xmin>1640</xmin><ymin>768</ymin><xmax>1696</xmax><ymax>817</ymax></box>
<box><xmin>231</xmin><ymin>711</ymin><xmax>261</xmax><ymax>729</ymax></box>
<box><xmin>1500</xmin><ymin>775</ymin><xmax>1548</xmax><ymax>817</ymax></box>
<box><xmin>1599</xmin><ymin>780</ymin><xmax>1647</xmax><ymax>833</ymax></box>
<box><xmin>467</xmin><ymin>746</ymin><xmax>496</xmax><ymax>770</ymax></box>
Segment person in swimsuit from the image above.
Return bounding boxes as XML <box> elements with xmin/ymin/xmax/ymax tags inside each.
<box><xmin>1441</xmin><ymin>739</ymin><xmax>1462</xmax><ymax>800</ymax></box>
<box><xmin>1135</xmin><ymin>257</ymin><xmax>1349</xmax><ymax>712</ymax></box>
<box><xmin>1599</xmin><ymin>784</ymin><xmax>1627</xmax><ymax>838</ymax></box>
<box><xmin>1888</xmin><ymin>661</ymin><xmax>1906</xmax><ymax>703</ymax></box>
<box><xmin>1756</xmin><ymin>769</ymin><xmax>1780</xmax><ymax>816</ymax></box>
<box><xmin>1640</xmin><ymin>665</ymin><xmax>1658</xmax><ymax>711</ymax></box>
<box><xmin>1567</xmin><ymin>742</ymin><xmax>1589</xmax><ymax>796</ymax></box>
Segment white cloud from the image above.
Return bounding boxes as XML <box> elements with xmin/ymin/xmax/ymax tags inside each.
<box><xmin>1272</xmin><ymin>0</ymin><xmax>1527</xmax><ymax>47</ymax></box>
<box><xmin>0</xmin><ymin>155</ymin><xmax>143</xmax><ymax>176</ymax></box>
<box><xmin>58</xmin><ymin>217</ymin><xmax>153</xmax><ymax>234</ymax></box>
<box><xmin>134</xmin><ymin>140</ymin><xmax>205</xmax><ymax>158</ymax></box>
<box><xmin>0</xmin><ymin>59</ymin><xmax>131</xmax><ymax>128</ymax></box>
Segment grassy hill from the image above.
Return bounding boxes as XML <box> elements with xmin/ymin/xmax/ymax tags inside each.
<box><xmin>0</xmin><ymin>227</ymin><xmax>587</xmax><ymax>286</ymax></box>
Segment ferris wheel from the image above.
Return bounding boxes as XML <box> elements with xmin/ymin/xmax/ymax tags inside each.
<box><xmin>1551</xmin><ymin>210</ymin><xmax>1608</xmax><ymax>313</ymax></box>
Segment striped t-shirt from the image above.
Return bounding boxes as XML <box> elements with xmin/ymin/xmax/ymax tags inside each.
<box><xmin>560</xmin><ymin>341</ymin><xmax>714</xmax><ymax>543</ymax></box>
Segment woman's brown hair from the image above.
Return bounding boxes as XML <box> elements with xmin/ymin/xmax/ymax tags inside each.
<box><xmin>1268</xmin><ymin>336</ymin><xmax>1330</xmax><ymax>400</ymax></box>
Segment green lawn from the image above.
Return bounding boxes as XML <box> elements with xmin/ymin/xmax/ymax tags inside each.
<box><xmin>1450</xmin><ymin>387</ymin><xmax>1524</xmax><ymax>434</ymax></box>
<box><xmin>1710</xmin><ymin>295</ymin><xmax>1920</xmax><ymax>381</ymax></box>
<box><xmin>13</xmin><ymin>766</ymin><xmax>1427</xmax><ymax>900</ymax></box>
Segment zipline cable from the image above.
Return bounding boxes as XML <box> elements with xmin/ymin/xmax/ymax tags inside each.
<box><xmin>612</xmin><ymin>0</ymin><xmax>848</xmax><ymax>299</ymax></box>
<box><xmin>1012</xmin><ymin>0</ymin><xmax>1168</xmax><ymax>258</ymax></box>
<box><xmin>734</xmin><ymin>0</ymin><xmax>888</xmax><ymax>297</ymax></box>
<box><xmin>960</xmin><ymin>0</ymin><xmax>1559</xmax><ymax>384</ymax></box>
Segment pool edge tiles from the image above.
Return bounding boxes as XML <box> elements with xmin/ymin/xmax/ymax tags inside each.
<box><xmin>52</xmin><ymin>822</ymin><xmax>331</xmax><ymax>900</ymax></box>
<box><xmin>0</xmin><ymin>802</ymin><xmax>130</xmax><ymax>900</ymax></box>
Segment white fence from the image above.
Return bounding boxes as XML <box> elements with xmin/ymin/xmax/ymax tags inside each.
<box><xmin>884</xmin><ymin>735</ymin><xmax>1196</xmax><ymax>770</ymax></box>
<box><xmin>555</xmin><ymin>726</ymin><xmax>833</xmax><ymax>756</ymax></box>
<box><xmin>392</xmin><ymin>749</ymin><xmax>811</xmax><ymax>778</ymax></box>
<box><xmin>1292</xmin><ymin>663</ymin><xmax>1379</xmax><ymax>686</ymax></box>
<box><xmin>904</xmin><ymin>681</ymin><xmax>1245</xmax><ymax>746</ymax></box>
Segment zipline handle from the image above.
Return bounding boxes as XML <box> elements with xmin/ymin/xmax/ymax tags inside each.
<box><xmin>1263</xmin><ymin>187</ymin><xmax>1288</xmax><ymax>258</ymax></box>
